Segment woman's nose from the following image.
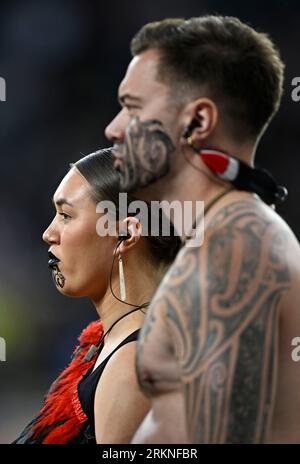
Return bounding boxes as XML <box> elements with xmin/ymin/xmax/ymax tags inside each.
<box><xmin>42</xmin><ymin>220</ymin><xmax>59</xmax><ymax>245</ymax></box>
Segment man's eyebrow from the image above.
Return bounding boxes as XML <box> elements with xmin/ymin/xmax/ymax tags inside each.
<box><xmin>118</xmin><ymin>93</ymin><xmax>141</xmax><ymax>105</ymax></box>
<box><xmin>52</xmin><ymin>197</ymin><xmax>74</xmax><ymax>207</ymax></box>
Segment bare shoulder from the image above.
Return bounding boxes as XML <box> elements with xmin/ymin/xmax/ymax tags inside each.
<box><xmin>203</xmin><ymin>196</ymin><xmax>300</xmax><ymax>282</ymax></box>
<box><xmin>203</xmin><ymin>195</ymin><xmax>292</xmax><ymax>240</ymax></box>
<box><xmin>99</xmin><ymin>340</ymin><xmax>139</xmax><ymax>381</ymax></box>
<box><xmin>136</xmin><ymin>196</ymin><xmax>300</xmax><ymax>443</ymax></box>
<box><xmin>177</xmin><ymin>195</ymin><xmax>299</xmax><ymax>280</ymax></box>
<box><xmin>159</xmin><ymin>196</ymin><xmax>299</xmax><ymax>442</ymax></box>
<box><xmin>139</xmin><ymin>196</ymin><xmax>298</xmax><ymax>341</ymax></box>
<box><xmin>94</xmin><ymin>340</ymin><xmax>150</xmax><ymax>443</ymax></box>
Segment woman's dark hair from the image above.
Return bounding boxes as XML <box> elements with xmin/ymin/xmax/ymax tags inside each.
<box><xmin>72</xmin><ymin>148</ymin><xmax>182</xmax><ymax>267</ymax></box>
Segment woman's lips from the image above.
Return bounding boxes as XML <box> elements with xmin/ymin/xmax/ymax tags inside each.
<box><xmin>48</xmin><ymin>250</ymin><xmax>60</xmax><ymax>269</ymax></box>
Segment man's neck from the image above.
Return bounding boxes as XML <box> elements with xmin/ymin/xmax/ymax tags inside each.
<box><xmin>135</xmin><ymin>159</ymin><xmax>232</xmax><ymax>239</ymax></box>
<box><xmin>133</xmin><ymin>141</ymin><xmax>255</xmax><ymax>237</ymax></box>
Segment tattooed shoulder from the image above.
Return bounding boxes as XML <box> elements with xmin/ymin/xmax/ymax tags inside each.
<box><xmin>162</xmin><ymin>199</ymin><xmax>291</xmax><ymax>443</ymax></box>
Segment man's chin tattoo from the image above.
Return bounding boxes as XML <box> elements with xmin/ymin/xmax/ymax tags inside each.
<box><xmin>52</xmin><ymin>265</ymin><xmax>66</xmax><ymax>288</ymax></box>
<box><xmin>114</xmin><ymin>117</ymin><xmax>175</xmax><ymax>192</ymax></box>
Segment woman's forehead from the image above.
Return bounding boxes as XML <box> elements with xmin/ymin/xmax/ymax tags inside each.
<box><xmin>53</xmin><ymin>168</ymin><xmax>92</xmax><ymax>208</ymax></box>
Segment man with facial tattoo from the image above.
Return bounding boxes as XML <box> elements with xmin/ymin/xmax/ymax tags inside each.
<box><xmin>105</xmin><ymin>16</ymin><xmax>300</xmax><ymax>443</ymax></box>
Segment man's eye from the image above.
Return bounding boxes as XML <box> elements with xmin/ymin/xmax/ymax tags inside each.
<box><xmin>126</xmin><ymin>105</ymin><xmax>140</xmax><ymax>112</ymax></box>
<box><xmin>59</xmin><ymin>212</ymin><xmax>71</xmax><ymax>221</ymax></box>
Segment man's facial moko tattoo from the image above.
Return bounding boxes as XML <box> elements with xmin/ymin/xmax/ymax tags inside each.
<box><xmin>113</xmin><ymin>117</ymin><xmax>175</xmax><ymax>192</ymax></box>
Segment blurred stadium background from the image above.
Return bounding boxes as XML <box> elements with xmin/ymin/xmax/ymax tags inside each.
<box><xmin>0</xmin><ymin>0</ymin><xmax>299</xmax><ymax>443</ymax></box>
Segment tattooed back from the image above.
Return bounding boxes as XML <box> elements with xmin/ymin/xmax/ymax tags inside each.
<box><xmin>133</xmin><ymin>191</ymin><xmax>300</xmax><ymax>444</ymax></box>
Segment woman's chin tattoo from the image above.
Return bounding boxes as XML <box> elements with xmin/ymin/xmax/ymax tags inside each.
<box><xmin>52</xmin><ymin>265</ymin><xmax>66</xmax><ymax>288</ymax></box>
<box><xmin>114</xmin><ymin>117</ymin><xmax>175</xmax><ymax>192</ymax></box>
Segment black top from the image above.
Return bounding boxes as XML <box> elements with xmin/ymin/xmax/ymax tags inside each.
<box><xmin>12</xmin><ymin>329</ymin><xmax>141</xmax><ymax>445</ymax></box>
<box><xmin>75</xmin><ymin>329</ymin><xmax>140</xmax><ymax>443</ymax></box>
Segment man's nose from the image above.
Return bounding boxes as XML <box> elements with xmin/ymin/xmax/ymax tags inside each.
<box><xmin>105</xmin><ymin>109</ymin><xmax>129</xmax><ymax>143</ymax></box>
<box><xmin>42</xmin><ymin>220</ymin><xmax>60</xmax><ymax>245</ymax></box>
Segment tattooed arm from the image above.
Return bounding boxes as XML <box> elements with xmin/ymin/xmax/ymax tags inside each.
<box><xmin>164</xmin><ymin>201</ymin><xmax>290</xmax><ymax>443</ymax></box>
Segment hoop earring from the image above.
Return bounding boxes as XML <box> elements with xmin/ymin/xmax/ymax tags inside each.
<box><xmin>118</xmin><ymin>254</ymin><xmax>126</xmax><ymax>301</ymax></box>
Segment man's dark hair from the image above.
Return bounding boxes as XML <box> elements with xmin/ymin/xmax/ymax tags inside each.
<box><xmin>131</xmin><ymin>16</ymin><xmax>285</xmax><ymax>140</ymax></box>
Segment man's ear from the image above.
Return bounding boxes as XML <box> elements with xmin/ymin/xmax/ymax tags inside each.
<box><xmin>117</xmin><ymin>217</ymin><xmax>142</xmax><ymax>256</ymax></box>
<box><xmin>181</xmin><ymin>97</ymin><xmax>218</xmax><ymax>147</ymax></box>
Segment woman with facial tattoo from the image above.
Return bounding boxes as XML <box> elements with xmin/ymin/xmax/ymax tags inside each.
<box><xmin>13</xmin><ymin>148</ymin><xmax>181</xmax><ymax>444</ymax></box>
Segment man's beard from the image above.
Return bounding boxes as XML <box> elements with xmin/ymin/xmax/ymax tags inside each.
<box><xmin>113</xmin><ymin>117</ymin><xmax>175</xmax><ymax>192</ymax></box>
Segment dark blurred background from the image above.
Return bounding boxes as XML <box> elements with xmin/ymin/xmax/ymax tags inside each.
<box><xmin>0</xmin><ymin>0</ymin><xmax>299</xmax><ymax>443</ymax></box>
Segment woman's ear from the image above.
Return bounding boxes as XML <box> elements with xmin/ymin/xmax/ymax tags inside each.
<box><xmin>117</xmin><ymin>217</ymin><xmax>142</xmax><ymax>255</ymax></box>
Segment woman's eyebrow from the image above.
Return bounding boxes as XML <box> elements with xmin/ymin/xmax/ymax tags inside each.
<box><xmin>52</xmin><ymin>197</ymin><xmax>74</xmax><ymax>207</ymax></box>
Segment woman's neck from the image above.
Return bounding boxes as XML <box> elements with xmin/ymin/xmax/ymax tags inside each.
<box><xmin>92</xmin><ymin>263</ymin><xmax>157</xmax><ymax>340</ymax></box>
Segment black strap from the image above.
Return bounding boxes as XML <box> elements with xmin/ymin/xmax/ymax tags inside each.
<box><xmin>234</xmin><ymin>162</ymin><xmax>288</xmax><ymax>206</ymax></box>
